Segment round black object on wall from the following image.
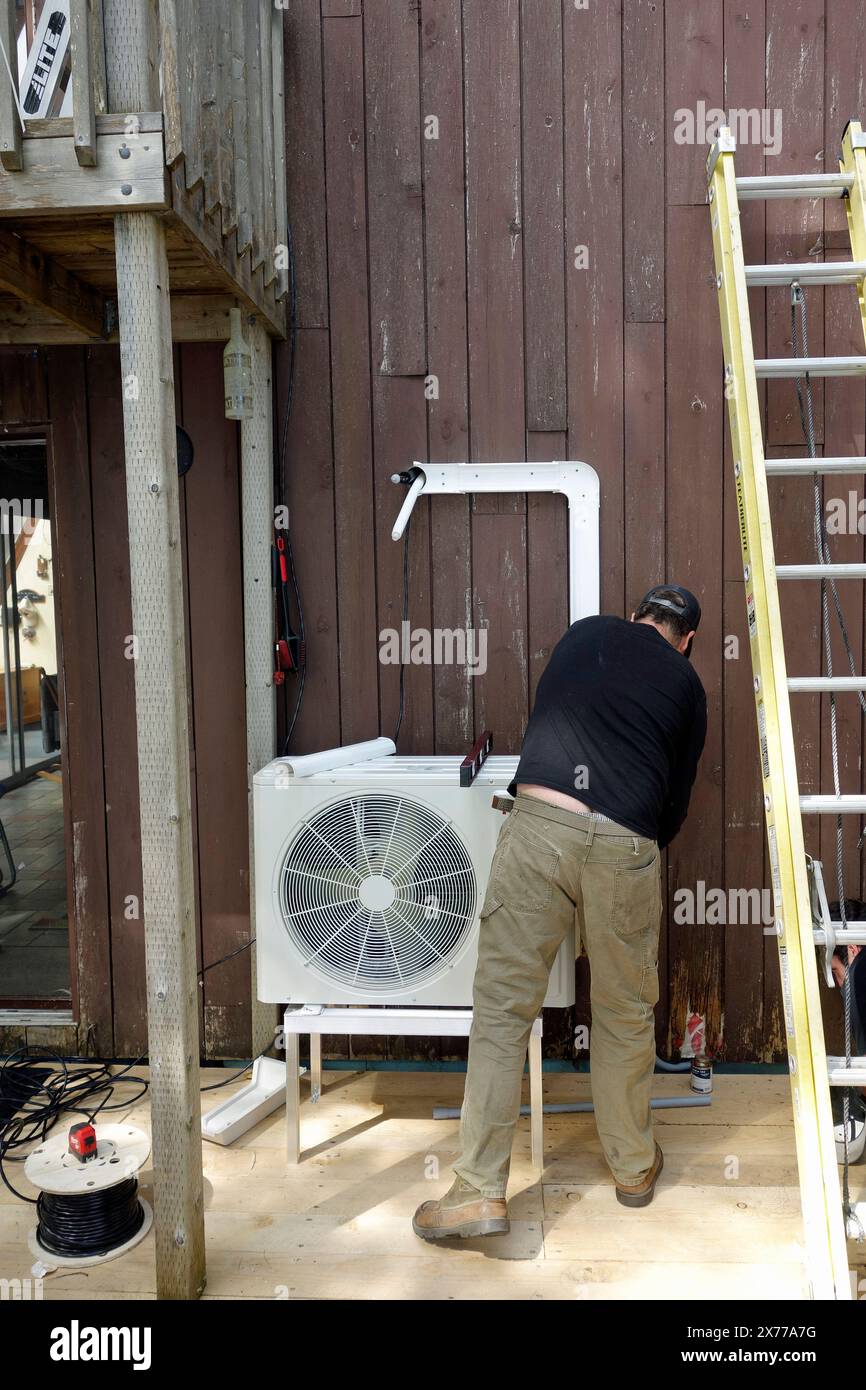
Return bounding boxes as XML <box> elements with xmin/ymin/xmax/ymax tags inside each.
<box><xmin>177</xmin><ymin>425</ymin><xmax>194</xmax><ymax>477</ymax></box>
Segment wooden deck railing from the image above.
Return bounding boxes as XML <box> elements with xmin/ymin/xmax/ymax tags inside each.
<box><xmin>0</xmin><ymin>0</ymin><xmax>287</xmax><ymax>334</ymax></box>
<box><xmin>0</xmin><ymin>1</ymin><xmax>106</xmax><ymax>169</ymax></box>
<box><xmin>158</xmin><ymin>0</ymin><xmax>288</xmax><ymax>297</ymax></box>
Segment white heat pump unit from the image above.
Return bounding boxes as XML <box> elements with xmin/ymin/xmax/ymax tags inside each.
<box><xmin>254</xmin><ymin>741</ymin><xmax>575</xmax><ymax>1008</ymax></box>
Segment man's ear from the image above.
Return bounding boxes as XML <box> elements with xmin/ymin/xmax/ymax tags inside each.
<box><xmin>678</xmin><ymin>628</ymin><xmax>696</xmax><ymax>654</ymax></box>
<box><xmin>629</xmin><ymin>611</ymin><xmax>636</xmax><ymax>622</ymax></box>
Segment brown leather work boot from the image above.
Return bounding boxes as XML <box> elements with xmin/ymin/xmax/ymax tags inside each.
<box><xmin>614</xmin><ymin>1143</ymin><xmax>664</xmax><ymax>1208</ymax></box>
<box><xmin>412</xmin><ymin>1176</ymin><xmax>510</xmax><ymax>1241</ymax></box>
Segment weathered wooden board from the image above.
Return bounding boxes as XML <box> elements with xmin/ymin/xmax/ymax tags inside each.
<box><xmin>0</xmin><ymin>131</ymin><xmax>167</xmax><ymax>216</ymax></box>
<box><xmin>623</xmin><ymin>0</ymin><xmax>665</xmax><ymax>322</ymax></box>
<box><xmin>0</xmin><ymin>344</ymin><xmax>47</xmax><ymax>420</ymax></box>
<box><xmin>463</xmin><ymin>0</ymin><xmax>525</xmax><ymax>466</ymax></box>
<box><xmin>364</xmin><ymin>0</ymin><xmax>425</xmax><ymax>376</ymax></box>
<box><xmin>44</xmin><ymin>348</ymin><xmax>113</xmax><ymax>1053</ymax></box>
<box><xmin>180</xmin><ymin>344</ymin><xmax>252</xmax><ymax>1059</ymax></box>
<box><xmin>0</xmin><ymin>227</ymin><xmax>107</xmax><ymax>337</ymax></box>
<box><xmin>85</xmin><ymin>345</ymin><xmax>146</xmax><ymax>1058</ymax></box>
<box><xmin>282</xmin><ymin>2</ymin><xmax>329</xmax><ymax>323</ymax></box>
<box><xmin>665</xmin><ymin>0</ymin><xmax>723</xmax><ymax>206</ymax></box>
<box><xmin>0</xmin><ymin>292</ymin><xmax>272</xmax><ymax>344</ymax></box>
<box><xmin>765</xmin><ymin>0</ymin><xmax>826</xmax><ymax>450</ymax></box>
<box><xmin>564</xmin><ymin>0</ymin><xmax>624</xmax><ymax>615</ymax></box>
<box><xmin>721</xmin><ymin>0</ymin><xmax>769</xmax><ymax>1061</ymax></box>
<box><xmin>463</xmin><ymin>0</ymin><xmax>528</xmax><ymax>747</ymax></box>
<box><xmin>421</xmin><ymin>0</ymin><xmax>472</xmax><ymax>757</ymax></box>
<box><xmin>322</xmin><ymin>16</ymin><xmax>379</xmax><ymax>746</ymax></box>
<box><xmin>372</xmin><ymin>375</ymin><xmax>433</xmax><ymax>751</ymax></box>
<box><xmin>521</xmin><ymin>0</ymin><xmax>566</xmax><ymax>430</ymax></box>
<box><xmin>623</xmin><ymin>321</ymin><xmax>668</xmax><ymax>1046</ymax></box>
<box><xmin>277</xmin><ymin>327</ymin><xmax>341</xmax><ymax>756</ymax></box>
<box><xmin>664</xmin><ymin>206</ymin><xmax>725</xmax><ymax>1057</ymax></box>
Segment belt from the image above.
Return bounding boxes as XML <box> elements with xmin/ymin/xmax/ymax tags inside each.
<box><xmin>513</xmin><ymin>792</ymin><xmax>642</xmax><ymax>838</ymax></box>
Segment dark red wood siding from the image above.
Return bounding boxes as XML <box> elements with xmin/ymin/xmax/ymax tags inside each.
<box><xmin>0</xmin><ymin>345</ymin><xmax>249</xmax><ymax>1059</ymax></box>
<box><xmin>4</xmin><ymin>1</ymin><xmax>866</xmax><ymax>1061</ymax></box>
<box><xmin>276</xmin><ymin>0</ymin><xmax>866</xmax><ymax>1062</ymax></box>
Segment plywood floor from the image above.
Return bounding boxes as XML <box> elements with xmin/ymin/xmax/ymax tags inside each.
<box><xmin>2</xmin><ymin>1068</ymin><xmax>864</xmax><ymax>1300</ymax></box>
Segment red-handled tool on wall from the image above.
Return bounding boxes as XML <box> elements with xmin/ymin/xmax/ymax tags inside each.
<box><xmin>273</xmin><ymin>534</ymin><xmax>304</xmax><ymax>686</ymax></box>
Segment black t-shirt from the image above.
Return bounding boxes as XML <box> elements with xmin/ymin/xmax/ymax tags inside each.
<box><xmin>509</xmin><ymin>615</ymin><xmax>707</xmax><ymax>849</ymax></box>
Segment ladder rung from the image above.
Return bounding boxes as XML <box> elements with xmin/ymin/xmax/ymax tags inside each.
<box><xmin>800</xmin><ymin>795</ymin><xmax>866</xmax><ymax>813</ymax></box>
<box><xmin>777</xmin><ymin>564</ymin><xmax>866</xmax><ymax>579</ymax></box>
<box><xmin>745</xmin><ymin>261</ymin><xmax>866</xmax><ymax>287</ymax></box>
<box><xmin>788</xmin><ymin>676</ymin><xmax>866</xmax><ymax>691</ymax></box>
<box><xmin>814</xmin><ymin>925</ymin><xmax>866</xmax><ymax>947</ymax></box>
<box><xmin>736</xmin><ymin>173</ymin><xmax>854</xmax><ymax>200</ymax></box>
<box><xmin>755</xmin><ymin>356</ymin><xmax>866</xmax><ymax>378</ymax></box>
<box><xmin>766</xmin><ymin>457</ymin><xmax>866</xmax><ymax>475</ymax></box>
<box><xmin>827</xmin><ymin>1058</ymin><xmax>866</xmax><ymax>1087</ymax></box>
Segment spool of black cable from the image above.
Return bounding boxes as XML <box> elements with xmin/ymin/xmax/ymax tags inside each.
<box><xmin>25</xmin><ymin>1125</ymin><xmax>152</xmax><ymax>1268</ymax></box>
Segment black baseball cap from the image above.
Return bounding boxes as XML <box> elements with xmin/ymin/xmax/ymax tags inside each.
<box><xmin>639</xmin><ymin>584</ymin><xmax>701</xmax><ymax>658</ymax></box>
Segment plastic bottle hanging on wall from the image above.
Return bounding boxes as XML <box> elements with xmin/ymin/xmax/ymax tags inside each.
<box><xmin>224</xmin><ymin>308</ymin><xmax>254</xmax><ymax>421</ymax></box>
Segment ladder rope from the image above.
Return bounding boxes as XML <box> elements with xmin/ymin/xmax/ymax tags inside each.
<box><xmin>791</xmin><ymin>284</ymin><xmax>863</xmax><ymax>1240</ymax></box>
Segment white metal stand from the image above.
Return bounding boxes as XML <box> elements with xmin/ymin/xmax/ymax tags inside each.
<box><xmin>283</xmin><ymin>1005</ymin><xmax>545</xmax><ymax>1172</ymax></box>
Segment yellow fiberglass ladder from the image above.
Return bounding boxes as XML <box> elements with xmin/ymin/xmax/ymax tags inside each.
<box><xmin>707</xmin><ymin>122</ymin><xmax>866</xmax><ymax>1301</ymax></box>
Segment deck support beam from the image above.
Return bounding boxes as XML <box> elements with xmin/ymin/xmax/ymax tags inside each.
<box><xmin>0</xmin><ymin>227</ymin><xmax>109</xmax><ymax>337</ymax></box>
<box><xmin>241</xmin><ymin>317</ymin><xmax>277</xmax><ymax>1054</ymax></box>
<box><xmin>107</xmin><ymin>0</ymin><xmax>205</xmax><ymax>1302</ymax></box>
<box><xmin>114</xmin><ymin>210</ymin><xmax>206</xmax><ymax>1301</ymax></box>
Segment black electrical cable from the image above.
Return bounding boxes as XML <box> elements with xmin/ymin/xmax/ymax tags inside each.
<box><xmin>282</xmin><ymin>528</ymin><xmax>306</xmax><ymax>752</ymax></box>
<box><xmin>277</xmin><ymin>221</ymin><xmax>307</xmax><ymax>755</ymax></box>
<box><xmin>1</xmin><ymin>1022</ymin><xmax>277</xmax><ymax>1211</ymax></box>
<box><xmin>393</xmin><ymin>512</ymin><xmax>412</xmax><ymax>746</ymax></box>
<box><xmin>198</xmin><ymin>937</ymin><xmax>255</xmax><ymax>978</ymax></box>
<box><xmin>198</xmin><ymin>1038</ymin><xmax>277</xmax><ymax>1092</ymax></box>
<box><xmin>0</xmin><ymin>1047</ymin><xmax>149</xmax><ymax>1204</ymax></box>
<box><xmin>35</xmin><ymin>1178</ymin><xmax>144</xmax><ymax>1259</ymax></box>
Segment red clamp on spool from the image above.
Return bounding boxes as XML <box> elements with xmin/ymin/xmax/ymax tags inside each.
<box><xmin>68</xmin><ymin>1121</ymin><xmax>98</xmax><ymax>1163</ymax></box>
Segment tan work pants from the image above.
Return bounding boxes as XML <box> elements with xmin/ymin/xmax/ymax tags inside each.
<box><xmin>454</xmin><ymin>793</ymin><xmax>662</xmax><ymax>1195</ymax></box>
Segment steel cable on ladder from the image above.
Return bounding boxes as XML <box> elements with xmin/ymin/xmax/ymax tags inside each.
<box><xmin>791</xmin><ymin>283</ymin><xmax>864</xmax><ymax>1239</ymax></box>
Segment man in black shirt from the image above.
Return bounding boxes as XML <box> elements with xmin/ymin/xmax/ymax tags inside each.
<box><xmin>509</xmin><ymin>588</ymin><xmax>707</xmax><ymax>847</ymax></box>
<box><xmin>414</xmin><ymin>586</ymin><xmax>706</xmax><ymax>1242</ymax></box>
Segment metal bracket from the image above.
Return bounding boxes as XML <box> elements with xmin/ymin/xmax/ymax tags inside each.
<box><xmin>390</xmin><ymin>460</ymin><xmax>600</xmax><ymax>624</ymax></box>
<box><xmin>706</xmin><ymin>126</ymin><xmax>737</xmax><ymax>181</ymax></box>
<box><xmin>808</xmin><ymin>856</ymin><xmax>837</xmax><ymax>988</ymax></box>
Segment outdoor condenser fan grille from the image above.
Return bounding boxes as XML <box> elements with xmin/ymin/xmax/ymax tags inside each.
<box><xmin>278</xmin><ymin>792</ymin><xmax>477</xmax><ymax>993</ymax></box>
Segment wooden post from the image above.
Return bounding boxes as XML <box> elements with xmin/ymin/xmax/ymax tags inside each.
<box><xmin>114</xmin><ymin>213</ymin><xmax>206</xmax><ymax>1301</ymax></box>
<box><xmin>242</xmin><ymin>317</ymin><xmax>277</xmax><ymax>1055</ymax></box>
<box><xmin>69</xmin><ymin>0</ymin><xmax>97</xmax><ymax>167</ymax></box>
<box><xmin>0</xmin><ymin>0</ymin><xmax>22</xmax><ymax>172</ymax></box>
<box><xmin>105</xmin><ymin>0</ymin><xmax>205</xmax><ymax>1300</ymax></box>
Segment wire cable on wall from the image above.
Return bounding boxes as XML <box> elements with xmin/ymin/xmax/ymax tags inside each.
<box><xmin>277</xmin><ymin>221</ymin><xmax>306</xmax><ymax>753</ymax></box>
